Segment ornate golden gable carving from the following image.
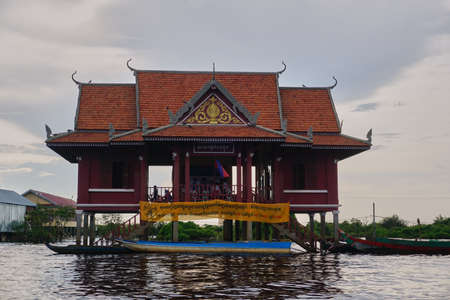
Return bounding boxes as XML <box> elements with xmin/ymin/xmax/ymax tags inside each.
<box><xmin>185</xmin><ymin>96</ymin><xmax>242</xmax><ymax>124</ymax></box>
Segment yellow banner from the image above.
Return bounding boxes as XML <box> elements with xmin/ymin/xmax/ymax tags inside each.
<box><xmin>140</xmin><ymin>200</ymin><xmax>289</xmax><ymax>223</ymax></box>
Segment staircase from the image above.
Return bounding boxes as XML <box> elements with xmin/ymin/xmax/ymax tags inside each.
<box><xmin>94</xmin><ymin>213</ymin><xmax>153</xmax><ymax>246</ymax></box>
<box><xmin>272</xmin><ymin>214</ymin><xmax>320</xmax><ymax>253</ymax></box>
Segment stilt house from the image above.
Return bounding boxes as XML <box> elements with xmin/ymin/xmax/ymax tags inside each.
<box><xmin>45</xmin><ymin>61</ymin><xmax>370</xmax><ymax>247</ymax></box>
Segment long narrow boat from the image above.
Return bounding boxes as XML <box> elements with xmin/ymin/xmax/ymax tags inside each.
<box><xmin>339</xmin><ymin>229</ymin><xmax>450</xmax><ymax>254</ymax></box>
<box><xmin>120</xmin><ymin>240</ymin><xmax>301</xmax><ymax>255</ymax></box>
<box><xmin>46</xmin><ymin>243</ymin><xmax>133</xmax><ymax>254</ymax></box>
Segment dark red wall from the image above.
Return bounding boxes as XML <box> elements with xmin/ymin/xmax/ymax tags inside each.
<box><xmin>76</xmin><ymin>148</ymin><xmax>148</xmax><ymax>213</ymax></box>
<box><xmin>278</xmin><ymin>151</ymin><xmax>338</xmax><ymax>212</ymax></box>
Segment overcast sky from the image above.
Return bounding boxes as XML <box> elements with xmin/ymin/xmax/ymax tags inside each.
<box><xmin>0</xmin><ymin>0</ymin><xmax>449</xmax><ymax>223</ymax></box>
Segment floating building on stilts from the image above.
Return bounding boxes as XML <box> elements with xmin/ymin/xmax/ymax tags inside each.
<box><xmin>45</xmin><ymin>61</ymin><xmax>371</xmax><ymax>252</ymax></box>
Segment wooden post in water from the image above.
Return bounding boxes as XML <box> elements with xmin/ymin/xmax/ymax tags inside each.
<box><xmin>309</xmin><ymin>213</ymin><xmax>315</xmax><ymax>250</ymax></box>
<box><xmin>83</xmin><ymin>213</ymin><xmax>89</xmax><ymax>246</ymax></box>
<box><xmin>320</xmin><ymin>212</ymin><xmax>326</xmax><ymax>254</ymax></box>
<box><xmin>272</xmin><ymin>225</ymin><xmax>280</xmax><ymax>240</ymax></box>
<box><xmin>245</xmin><ymin>151</ymin><xmax>253</xmax><ymax>241</ymax></box>
<box><xmin>372</xmin><ymin>202</ymin><xmax>376</xmax><ymax>240</ymax></box>
<box><xmin>223</xmin><ymin>220</ymin><xmax>233</xmax><ymax>241</ymax></box>
<box><xmin>234</xmin><ymin>220</ymin><xmax>240</xmax><ymax>241</ymax></box>
<box><xmin>89</xmin><ymin>213</ymin><xmax>95</xmax><ymax>246</ymax></box>
<box><xmin>172</xmin><ymin>151</ymin><xmax>180</xmax><ymax>242</ymax></box>
<box><xmin>255</xmin><ymin>222</ymin><xmax>262</xmax><ymax>240</ymax></box>
<box><xmin>263</xmin><ymin>223</ymin><xmax>270</xmax><ymax>240</ymax></box>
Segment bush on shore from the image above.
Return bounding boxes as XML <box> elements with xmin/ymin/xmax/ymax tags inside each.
<box><xmin>11</xmin><ymin>205</ymin><xmax>75</xmax><ymax>243</ymax></box>
<box><xmin>333</xmin><ymin>215</ymin><xmax>450</xmax><ymax>239</ymax></box>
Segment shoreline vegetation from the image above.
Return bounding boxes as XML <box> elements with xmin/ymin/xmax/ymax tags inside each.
<box><xmin>6</xmin><ymin>206</ymin><xmax>450</xmax><ymax>243</ymax></box>
<box><xmin>8</xmin><ymin>205</ymin><xmax>75</xmax><ymax>243</ymax></box>
<box><xmin>331</xmin><ymin>215</ymin><xmax>450</xmax><ymax>240</ymax></box>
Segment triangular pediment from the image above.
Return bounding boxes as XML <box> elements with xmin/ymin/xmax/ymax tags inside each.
<box><xmin>167</xmin><ymin>80</ymin><xmax>260</xmax><ymax>126</ymax></box>
<box><xmin>182</xmin><ymin>94</ymin><xmax>245</xmax><ymax>125</ymax></box>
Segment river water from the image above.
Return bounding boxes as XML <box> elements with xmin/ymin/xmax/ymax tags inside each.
<box><xmin>0</xmin><ymin>243</ymin><xmax>449</xmax><ymax>299</ymax></box>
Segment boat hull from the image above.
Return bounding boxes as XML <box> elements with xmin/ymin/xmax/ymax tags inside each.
<box><xmin>339</xmin><ymin>230</ymin><xmax>450</xmax><ymax>254</ymax></box>
<box><xmin>121</xmin><ymin>240</ymin><xmax>295</xmax><ymax>255</ymax></box>
<box><xmin>46</xmin><ymin>243</ymin><xmax>133</xmax><ymax>254</ymax></box>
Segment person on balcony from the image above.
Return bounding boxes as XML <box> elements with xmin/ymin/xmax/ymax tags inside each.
<box><xmin>164</xmin><ymin>189</ymin><xmax>172</xmax><ymax>202</ymax></box>
<box><xmin>152</xmin><ymin>185</ymin><xmax>158</xmax><ymax>201</ymax></box>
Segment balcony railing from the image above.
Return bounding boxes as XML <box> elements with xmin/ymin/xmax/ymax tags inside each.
<box><xmin>148</xmin><ymin>184</ymin><xmax>259</xmax><ymax>202</ymax></box>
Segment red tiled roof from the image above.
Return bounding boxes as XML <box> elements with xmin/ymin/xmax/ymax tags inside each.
<box><xmin>137</xmin><ymin>72</ymin><xmax>281</xmax><ymax>129</ymax></box>
<box><xmin>284</xmin><ymin>135</ymin><xmax>310</xmax><ymax>144</ymax></box>
<box><xmin>24</xmin><ymin>190</ymin><xmax>76</xmax><ymax>207</ymax></box>
<box><xmin>280</xmin><ymin>88</ymin><xmax>340</xmax><ymax>132</ymax></box>
<box><xmin>47</xmin><ymin>131</ymin><xmax>109</xmax><ymax>143</ymax></box>
<box><xmin>76</xmin><ymin>84</ymin><xmax>136</xmax><ymax>130</ymax></box>
<box><xmin>145</xmin><ymin>125</ymin><xmax>283</xmax><ymax>139</ymax></box>
<box><xmin>112</xmin><ymin>131</ymin><xmax>144</xmax><ymax>142</ymax></box>
<box><xmin>313</xmin><ymin>135</ymin><xmax>369</xmax><ymax>147</ymax></box>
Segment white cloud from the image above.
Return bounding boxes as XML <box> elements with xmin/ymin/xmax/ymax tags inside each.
<box><xmin>0</xmin><ymin>119</ymin><xmax>60</xmax><ymax>167</ymax></box>
<box><xmin>337</xmin><ymin>34</ymin><xmax>450</xmax><ymax>222</ymax></box>
<box><xmin>0</xmin><ymin>119</ymin><xmax>42</xmax><ymax>145</ymax></box>
<box><xmin>38</xmin><ymin>171</ymin><xmax>55</xmax><ymax>177</ymax></box>
<box><xmin>0</xmin><ymin>167</ymin><xmax>32</xmax><ymax>174</ymax></box>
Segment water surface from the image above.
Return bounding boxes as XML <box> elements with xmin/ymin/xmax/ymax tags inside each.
<box><xmin>0</xmin><ymin>243</ymin><xmax>449</xmax><ymax>299</ymax></box>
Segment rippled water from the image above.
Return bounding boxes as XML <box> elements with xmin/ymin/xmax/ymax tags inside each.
<box><xmin>0</xmin><ymin>243</ymin><xmax>449</xmax><ymax>299</ymax></box>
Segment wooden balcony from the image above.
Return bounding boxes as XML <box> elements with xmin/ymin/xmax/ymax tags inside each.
<box><xmin>77</xmin><ymin>188</ymin><xmax>140</xmax><ymax>212</ymax></box>
<box><xmin>282</xmin><ymin>189</ymin><xmax>339</xmax><ymax>212</ymax></box>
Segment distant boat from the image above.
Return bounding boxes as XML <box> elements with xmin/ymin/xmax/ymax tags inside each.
<box><xmin>120</xmin><ymin>240</ymin><xmax>302</xmax><ymax>255</ymax></box>
<box><xmin>339</xmin><ymin>229</ymin><xmax>450</xmax><ymax>254</ymax></box>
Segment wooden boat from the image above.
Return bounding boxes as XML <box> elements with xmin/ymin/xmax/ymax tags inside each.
<box><xmin>339</xmin><ymin>229</ymin><xmax>450</xmax><ymax>254</ymax></box>
<box><xmin>120</xmin><ymin>240</ymin><xmax>301</xmax><ymax>255</ymax></box>
<box><xmin>46</xmin><ymin>243</ymin><xmax>133</xmax><ymax>255</ymax></box>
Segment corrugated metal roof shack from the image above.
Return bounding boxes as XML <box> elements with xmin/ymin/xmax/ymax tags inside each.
<box><xmin>0</xmin><ymin>189</ymin><xmax>36</xmax><ymax>235</ymax></box>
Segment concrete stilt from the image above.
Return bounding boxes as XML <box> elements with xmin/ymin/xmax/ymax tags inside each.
<box><xmin>333</xmin><ymin>210</ymin><xmax>339</xmax><ymax>245</ymax></box>
<box><xmin>75</xmin><ymin>210</ymin><xmax>82</xmax><ymax>246</ymax></box>
<box><xmin>309</xmin><ymin>213</ymin><xmax>315</xmax><ymax>250</ymax></box>
<box><xmin>320</xmin><ymin>212</ymin><xmax>326</xmax><ymax>254</ymax></box>
<box><xmin>172</xmin><ymin>221</ymin><xmax>179</xmax><ymax>242</ymax></box>
<box><xmin>89</xmin><ymin>213</ymin><xmax>95</xmax><ymax>246</ymax></box>
<box><xmin>246</xmin><ymin>221</ymin><xmax>252</xmax><ymax>241</ymax></box>
<box><xmin>83</xmin><ymin>213</ymin><xmax>89</xmax><ymax>246</ymax></box>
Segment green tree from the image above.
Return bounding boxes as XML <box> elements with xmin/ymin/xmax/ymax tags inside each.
<box><xmin>12</xmin><ymin>205</ymin><xmax>75</xmax><ymax>243</ymax></box>
<box><xmin>380</xmin><ymin>214</ymin><xmax>407</xmax><ymax>229</ymax></box>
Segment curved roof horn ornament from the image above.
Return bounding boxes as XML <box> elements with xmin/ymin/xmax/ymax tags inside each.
<box><xmin>276</xmin><ymin>61</ymin><xmax>287</xmax><ymax>75</ymax></box>
<box><xmin>329</xmin><ymin>76</ymin><xmax>338</xmax><ymax>89</ymax></box>
<box><xmin>126</xmin><ymin>58</ymin><xmax>136</xmax><ymax>72</ymax></box>
<box><xmin>71</xmin><ymin>71</ymin><xmax>82</xmax><ymax>85</ymax></box>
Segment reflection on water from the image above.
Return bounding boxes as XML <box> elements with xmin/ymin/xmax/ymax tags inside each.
<box><xmin>0</xmin><ymin>243</ymin><xmax>449</xmax><ymax>299</ymax></box>
<box><xmin>70</xmin><ymin>253</ymin><xmax>342</xmax><ymax>299</ymax></box>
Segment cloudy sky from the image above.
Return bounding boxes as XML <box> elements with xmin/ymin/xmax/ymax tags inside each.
<box><xmin>0</xmin><ymin>0</ymin><xmax>449</xmax><ymax>223</ymax></box>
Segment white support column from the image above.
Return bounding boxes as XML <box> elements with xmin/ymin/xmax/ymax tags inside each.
<box><xmin>333</xmin><ymin>210</ymin><xmax>339</xmax><ymax>244</ymax></box>
<box><xmin>246</xmin><ymin>221</ymin><xmax>253</xmax><ymax>241</ymax></box>
<box><xmin>75</xmin><ymin>210</ymin><xmax>82</xmax><ymax>246</ymax></box>
<box><xmin>172</xmin><ymin>221</ymin><xmax>179</xmax><ymax>242</ymax></box>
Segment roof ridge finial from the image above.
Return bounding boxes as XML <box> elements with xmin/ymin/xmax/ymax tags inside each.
<box><xmin>212</xmin><ymin>62</ymin><xmax>215</xmax><ymax>81</ymax></box>
<box><xmin>329</xmin><ymin>76</ymin><xmax>338</xmax><ymax>89</ymax></box>
<box><xmin>277</xmin><ymin>61</ymin><xmax>287</xmax><ymax>75</ymax></box>
<box><xmin>45</xmin><ymin>124</ymin><xmax>52</xmax><ymax>138</ymax></box>
<box><xmin>127</xmin><ymin>58</ymin><xmax>136</xmax><ymax>72</ymax></box>
<box><xmin>366</xmin><ymin>128</ymin><xmax>373</xmax><ymax>144</ymax></box>
<box><xmin>71</xmin><ymin>71</ymin><xmax>82</xmax><ymax>85</ymax></box>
